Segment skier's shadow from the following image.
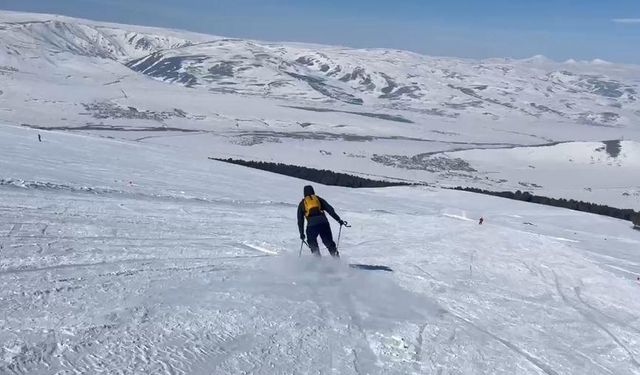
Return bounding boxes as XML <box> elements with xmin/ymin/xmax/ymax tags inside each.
<box><xmin>349</xmin><ymin>263</ymin><xmax>393</xmax><ymax>272</ymax></box>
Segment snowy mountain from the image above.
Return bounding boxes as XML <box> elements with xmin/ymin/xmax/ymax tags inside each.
<box><xmin>0</xmin><ymin>11</ymin><xmax>207</xmax><ymax>60</ymax></box>
<box><xmin>3</xmin><ymin>11</ymin><xmax>638</xmax><ymax>124</ymax></box>
<box><xmin>1</xmin><ymin>9</ymin><xmax>640</xmax><ymax>210</ymax></box>
<box><xmin>126</xmin><ymin>42</ymin><xmax>640</xmax><ymax>125</ymax></box>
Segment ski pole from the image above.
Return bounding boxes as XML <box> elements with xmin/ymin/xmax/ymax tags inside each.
<box><xmin>336</xmin><ymin>221</ymin><xmax>349</xmax><ymax>251</ymax></box>
<box><xmin>299</xmin><ymin>240</ymin><xmax>310</xmax><ymax>257</ymax></box>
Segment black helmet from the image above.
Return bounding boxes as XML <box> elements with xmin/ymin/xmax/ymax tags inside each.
<box><xmin>303</xmin><ymin>185</ymin><xmax>315</xmax><ymax>196</ymax></box>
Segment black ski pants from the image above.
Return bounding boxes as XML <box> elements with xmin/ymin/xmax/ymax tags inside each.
<box><xmin>306</xmin><ymin>222</ymin><xmax>338</xmax><ymax>257</ymax></box>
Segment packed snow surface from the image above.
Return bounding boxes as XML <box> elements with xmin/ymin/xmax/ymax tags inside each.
<box><xmin>1</xmin><ymin>125</ymin><xmax>640</xmax><ymax>374</ymax></box>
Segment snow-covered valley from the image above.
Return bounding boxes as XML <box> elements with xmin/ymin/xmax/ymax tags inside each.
<box><xmin>1</xmin><ymin>10</ymin><xmax>639</xmax><ymax>209</ymax></box>
<box><xmin>1</xmin><ymin>9</ymin><xmax>640</xmax><ymax>375</ymax></box>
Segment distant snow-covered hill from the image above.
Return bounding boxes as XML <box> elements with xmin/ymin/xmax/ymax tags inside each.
<box><xmin>0</xmin><ymin>11</ymin><xmax>209</xmax><ymax>60</ymax></box>
<box><xmin>128</xmin><ymin>43</ymin><xmax>639</xmax><ymax>126</ymax></box>
<box><xmin>2</xmin><ymin>10</ymin><xmax>638</xmax><ymax>125</ymax></box>
<box><xmin>1</xmin><ymin>10</ymin><xmax>639</xmax><ymax>209</ymax></box>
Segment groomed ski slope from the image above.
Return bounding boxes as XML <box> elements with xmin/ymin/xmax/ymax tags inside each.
<box><xmin>1</xmin><ymin>124</ymin><xmax>640</xmax><ymax>374</ymax></box>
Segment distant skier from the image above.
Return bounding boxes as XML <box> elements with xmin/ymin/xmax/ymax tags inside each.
<box><xmin>297</xmin><ymin>185</ymin><xmax>346</xmax><ymax>257</ymax></box>
<box><xmin>479</xmin><ymin>217</ymin><xmax>484</xmax><ymax>225</ymax></box>
<box><xmin>38</xmin><ymin>134</ymin><xmax>42</xmax><ymax>142</ymax></box>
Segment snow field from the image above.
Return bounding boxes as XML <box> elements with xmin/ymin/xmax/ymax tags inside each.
<box><xmin>1</xmin><ymin>125</ymin><xmax>639</xmax><ymax>374</ymax></box>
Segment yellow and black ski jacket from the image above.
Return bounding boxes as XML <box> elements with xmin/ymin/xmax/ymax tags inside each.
<box><xmin>297</xmin><ymin>195</ymin><xmax>342</xmax><ymax>236</ymax></box>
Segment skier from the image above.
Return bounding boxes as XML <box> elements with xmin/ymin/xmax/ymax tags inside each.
<box><xmin>297</xmin><ymin>185</ymin><xmax>346</xmax><ymax>257</ymax></box>
<box><xmin>479</xmin><ymin>217</ymin><xmax>484</xmax><ymax>225</ymax></box>
<box><xmin>38</xmin><ymin>134</ymin><xmax>42</xmax><ymax>142</ymax></box>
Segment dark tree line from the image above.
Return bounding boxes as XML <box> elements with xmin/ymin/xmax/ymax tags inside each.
<box><xmin>453</xmin><ymin>186</ymin><xmax>640</xmax><ymax>224</ymax></box>
<box><xmin>209</xmin><ymin>158</ymin><xmax>640</xmax><ymax>225</ymax></box>
<box><xmin>211</xmin><ymin>158</ymin><xmax>411</xmax><ymax>188</ymax></box>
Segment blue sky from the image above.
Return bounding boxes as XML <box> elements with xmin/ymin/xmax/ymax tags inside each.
<box><xmin>2</xmin><ymin>0</ymin><xmax>639</xmax><ymax>63</ymax></box>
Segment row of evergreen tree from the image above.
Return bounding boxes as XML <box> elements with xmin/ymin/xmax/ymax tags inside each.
<box><xmin>453</xmin><ymin>186</ymin><xmax>640</xmax><ymax>226</ymax></box>
<box><xmin>210</xmin><ymin>158</ymin><xmax>410</xmax><ymax>188</ymax></box>
<box><xmin>211</xmin><ymin>158</ymin><xmax>640</xmax><ymax>227</ymax></box>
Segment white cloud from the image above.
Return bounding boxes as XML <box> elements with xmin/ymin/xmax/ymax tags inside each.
<box><xmin>612</xmin><ymin>18</ymin><xmax>640</xmax><ymax>24</ymax></box>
